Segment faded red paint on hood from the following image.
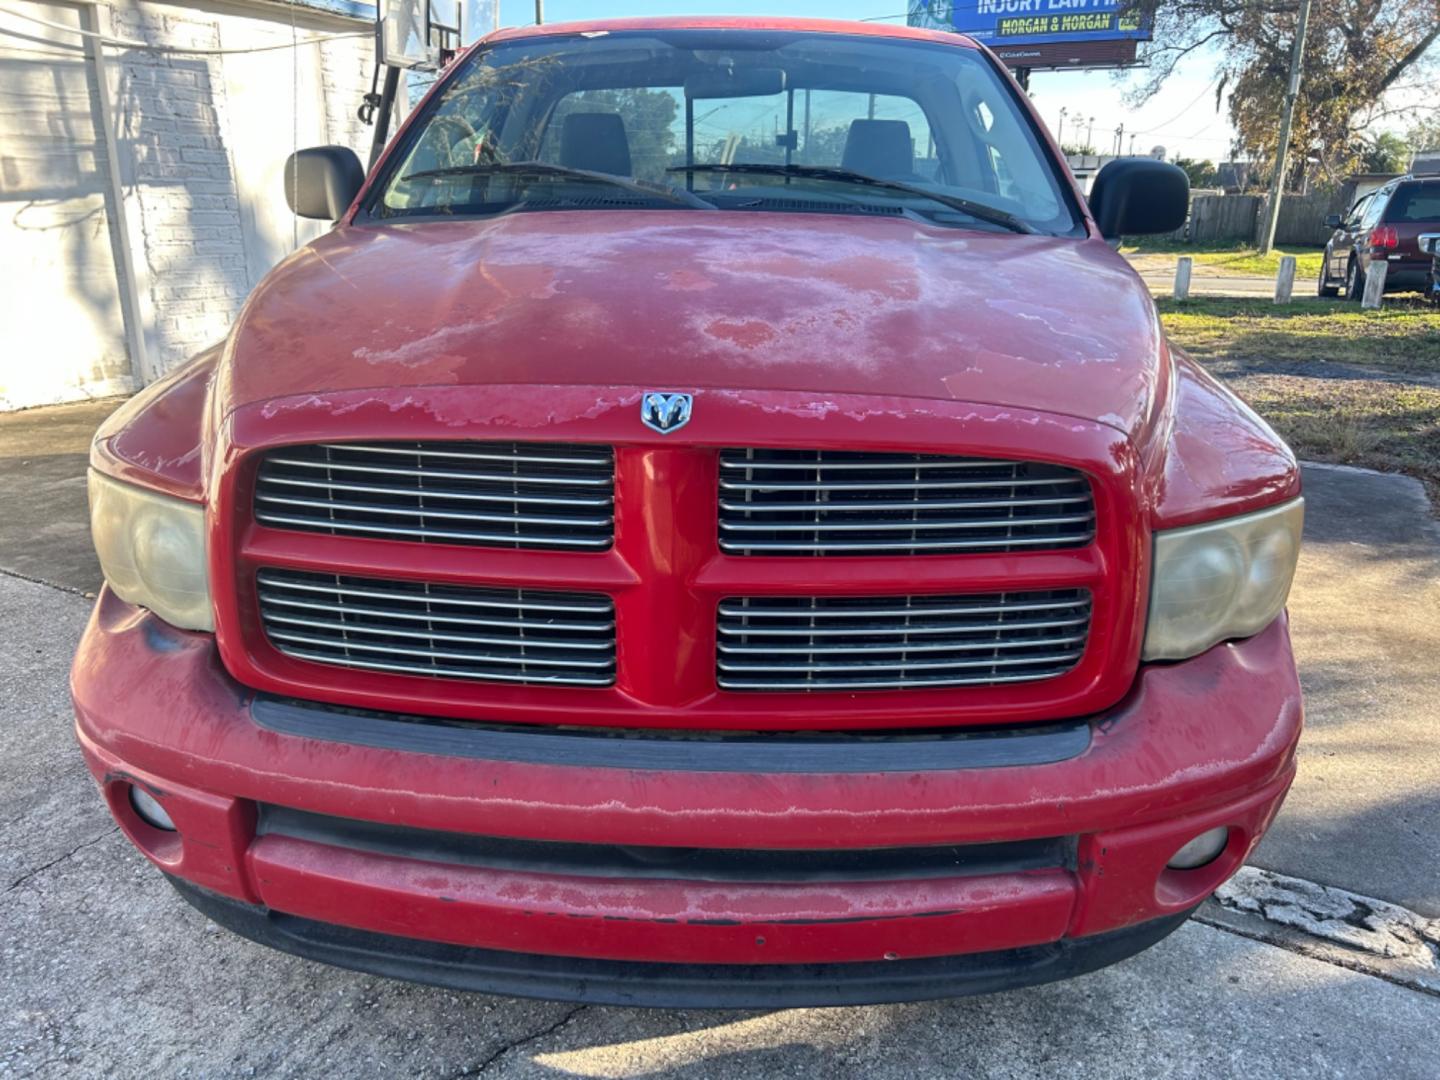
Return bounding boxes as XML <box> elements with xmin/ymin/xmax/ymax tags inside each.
<box><xmin>221</xmin><ymin>213</ymin><xmax>1163</xmax><ymax>440</ymax></box>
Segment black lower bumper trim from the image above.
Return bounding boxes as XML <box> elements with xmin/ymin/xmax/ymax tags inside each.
<box><xmin>169</xmin><ymin>876</ymin><xmax>1195</xmax><ymax>1008</ymax></box>
<box><xmin>249</xmin><ymin>695</ymin><xmax>1092</xmax><ymax>774</ymax></box>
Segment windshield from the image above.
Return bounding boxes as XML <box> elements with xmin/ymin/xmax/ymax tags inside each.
<box><xmin>370</xmin><ymin>29</ymin><xmax>1080</xmax><ymax>235</ymax></box>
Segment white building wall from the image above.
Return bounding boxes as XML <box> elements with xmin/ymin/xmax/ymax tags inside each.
<box><xmin>0</xmin><ymin>0</ymin><xmax>377</xmax><ymax>409</ymax></box>
<box><xmin>107</xmin><ymin>0</ymin><xmax>375</xmax><ymax>378</ymax></box>
<box><xmin>0</xmin><ymin>2</ymin><xmax>134</xmax><ymax>411</ymax></box>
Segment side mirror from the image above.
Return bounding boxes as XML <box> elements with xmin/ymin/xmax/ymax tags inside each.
<box><xmin>1087</xmin><ymin>158</ymin><xmax>1189</xmax><ymax>239</ymax></box>
<box><xmin>284</xmin><ymin>146</ymin><xmax>365</xmax><ymax>221</ymax></box>
<box><xmin>1325</xmin><ymin>214</ymin><xmax>1343</xmax><ymax>229</ymax></box>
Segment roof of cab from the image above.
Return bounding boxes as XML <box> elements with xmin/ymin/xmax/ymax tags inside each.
<box><xmin>487</xmin><ymin>16</ymin><xmax>980</xmax><ymax>49</ymax></box>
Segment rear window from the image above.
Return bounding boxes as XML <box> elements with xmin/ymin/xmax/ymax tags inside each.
<box><xmin>1385</xmin><ymin>183</ymin><xmax>1440</xmax><ymax>223</ymax></box>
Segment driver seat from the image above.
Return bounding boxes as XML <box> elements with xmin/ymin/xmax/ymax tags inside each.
<box><xmin>559</xmin><ymin>113</ymin><xmax>633</xmax><ymax>176</ymax></box>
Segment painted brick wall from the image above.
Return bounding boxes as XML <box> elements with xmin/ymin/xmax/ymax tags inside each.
<box><xmin>109</xmin><ymin>0</ymin><xmax>375</xmax><ymax>379</ymax></box>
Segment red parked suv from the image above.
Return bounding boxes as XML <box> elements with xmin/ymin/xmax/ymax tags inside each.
<box><xmin>72</xmin><ymin>18</ymin><xmax>1305</xmax><ymax>1007</ymax></box>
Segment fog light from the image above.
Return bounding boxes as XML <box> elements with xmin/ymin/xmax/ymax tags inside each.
<box><xmin>1167</xmin><ymin>826</ymin><xmax>1228</xmax><ymax>870</ymax></box>
<box><xmin>129</xmin><ymin>786</ymin><xmax>176</xmax><ymax>831</ymax></box>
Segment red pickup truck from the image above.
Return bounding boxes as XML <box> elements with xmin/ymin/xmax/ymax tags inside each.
<box><xmin>72</xmin><ymin>18</ymin><xmax>1304</xmax><ymax>1007</ymax></box>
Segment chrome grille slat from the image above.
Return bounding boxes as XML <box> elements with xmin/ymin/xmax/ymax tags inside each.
<box><xmin>255</xmin><ymin>494</ymin><xmax>612</xmax><ymax>529</ymax></box>
<box><xmin>253</xmin><ymin>514</ymin><xmax>613</xmax><ymax>548</ymax></box>
<box><xmin>258</xmin><ymin>573</ymin><xmax>610</xmax><ymax>613</ymax></box>
<box><xmin>262</xmin><ymin>613</ymin><xmax>616</xmax><ymax>650</ymax></box>
<box><xmin>271</xmin><ymin>648</ymin><xmax>615</xmax><ymax>687</ymax></box>
<box><xmin>720</xmin><ymin>477</ymin><xmax>1086</xmax><ymax>492</ymax></box>
<box><xmin>718</xmin><ymin>449</ymin><xmax>1094</xmax><ymax>557</ymax></box>
<box><xmin>718</xmin><ymin>633</ymin><xmax>1087</xmax><ymax>656</ymax></box>
<box><xmin>719</xmin><ymin>652</ymin><xmax>1084</xmax><ymax>674</ymax></box>
<box><xmin>717</xmin><ymin>590</ymin><xmax>1091</xmax><ymax>692</ymax></box>
<box><xmin>314</xmin><ymin>443</ymin><xmax>612</xmax><ymax>466</ymax></box>
<box><xmin>265</xmin><ymin>457</ymin><xmax>614</xmax><ymax>487</ymax></box>
<box><xmin>720</xmin><ymin>536</ymin><xmax>1085</xmax><ymax>554</ymax></box>
<box><xmin>714</xmin><ymin>617</ymin><xmax>1090</xmax><ymax>638</ymax></box>
<box><xmin>257</xmin><ymin>570</ymin><xmax>616</xmax><ymax>688</ymax></box>
<box><xmin>255</xmin><ymin>441</ymin><xmax>615</xmax><ymax>550</ymax></box>
<box><xmin>260</xmin><ymin>475</ymin><xmax>611</xmax><ymax>508</ymax></box>
<box><xmin>721</xmin><ymin>458</ymin><xmax>1020</xmax><ymax>471</ymax></box>
<box><xmin>266</xmin><ymin>631</ymin><xmax>615</xmax><ymax>669</ymax></box>
<box><xmin>717</xmin><ymin>599</ymin><xmax>1083</xmax><ymax>619</ymax></box>
<box><xmin>258</xmin><ymin>594</ymin><xmax>612</xmax><ymax>633</ymax></box>
<box><xmin>719</xmin><ymin>514</ymin><xmax>1094</xmax><ymax>533</ymax></box>
<box><xmin>719</xmin><ymin>495</ymin><xmax>1090</xmax><ymax>512</ymax></box>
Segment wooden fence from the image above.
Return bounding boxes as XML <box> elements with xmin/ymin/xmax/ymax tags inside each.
<box><xmin>1164</xmin><ymin>191</ymin><xmax>1350</xmax><ymax>247</ymax></box>
<box><xmin>1187</xmin><ymin>195</ymin><xmax>1262</xmax><ymax>243</ymax></box>
<box><xmin>1272</xmin><ymin>192</ymin><xmax>1348</xmax><ymax>246</ymax></box>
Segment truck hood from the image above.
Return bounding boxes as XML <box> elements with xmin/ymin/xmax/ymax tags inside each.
<box><xmin>222</xmin><ymin>212</ymin><xmax>1164</xmax><ymax>440</ymax></box>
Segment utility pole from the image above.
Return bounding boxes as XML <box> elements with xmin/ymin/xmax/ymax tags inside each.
<box><xmin>1129</xmin><ymin>134</ymin><xmax>1138</xmax><ymax>155</ymax></box>
<box><xmin>1115</xmin><ymin>124</ymin><xmax>1124</xmax><ymax>156</ymax></box>
<box><xmin>1057</xmin><ymin>107</ymin><xmax>1068</xmax><ymax>146</ymax></box>
<box><xmin>1258</xmin><ymin>0</ymin><xmax>1313</xmax><ymax>255</ymax></box>
<box><xmin>534</xmin><ymin>0</ymin><xmax>543</xmax><ymax>24</ymax></box>
<box><xmin>1087</xmin><ymin>116</ymin><xmax>1095</xmax><ymax>150</ymax></box>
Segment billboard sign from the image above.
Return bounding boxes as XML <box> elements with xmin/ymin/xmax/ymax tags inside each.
<box><xmin>908</xmin><ymin>1</ymin><xmax>1150</xmax><ymax>48</ymax></box>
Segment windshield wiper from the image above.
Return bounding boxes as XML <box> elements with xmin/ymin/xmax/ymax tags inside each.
<box><xmin>665</xmin><ymin>163</ymin><xmax>1034</xmax><ymax>234</ymax></box>
<box><xmin>400</xmin><ymin>161</ymin><xmax>713</xmax><ymax>210</ymax></box>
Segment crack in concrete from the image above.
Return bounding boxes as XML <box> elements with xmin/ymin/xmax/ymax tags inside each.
<box><xmin>5</xmin><ymin>826</ymin><xmax>120</xmax><ymax>893</ymax></box>
<box><xmin>0</xmin><ymin>564</ymin><xmax>95</xmax><ymax>599</ymax></box>
<box><xmin>450</xmin><ymin>1005</ymin><xmax>588</xmax><ymax>1078</ymax></box>
<box><xmin>1214</xmin><ymin>867</ymin><xmax>1440</xmax><ymax>969</ymax></box>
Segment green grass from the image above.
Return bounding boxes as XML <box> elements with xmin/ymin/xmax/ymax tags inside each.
<box><xmin>1122</xmin><ymin>239</ymin><xmax>1327</xmax><ymax>281</ymax></box>
<box><xmin>1156</xmin><ymin>297</ymin><xmax>1440</xmax><ymax>376</ymax></box>
<box><xmin>1156</xmin><ymin>294</ymin><xmax>1440</xmax><ymax>502</ymax></box>
<box><xmin>1226</xmin><ymin>374</ymin><xmax>1440</xmax><ymax>502</ymax></box>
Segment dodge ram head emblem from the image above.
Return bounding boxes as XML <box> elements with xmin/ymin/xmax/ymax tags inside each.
<box><xmin>641</xmin><ymin>392</ymin><xmax>693</xmax><ymax>434</ymax></box>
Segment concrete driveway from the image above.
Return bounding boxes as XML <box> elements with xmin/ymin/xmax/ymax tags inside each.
<box><xmin>2</xmin><ymin>401</ymin><xmax>1438</xmax><ymax>1077</ymax></box>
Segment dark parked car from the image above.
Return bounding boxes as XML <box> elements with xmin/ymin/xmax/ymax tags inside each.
<box><xmin>1319</xmin><ymin>175</ymin><xmax>1440</xmax><ymax>298</ymax></box>
<box><xmin>1422</xmin><ymin>232</ymin><xmax>1440</xmax><ymax>304</ymax></box>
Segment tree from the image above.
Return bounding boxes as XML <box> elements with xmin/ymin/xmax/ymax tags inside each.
<box><xmin>1173</xmin><ymin>157</ymin><xmax>1220</xmax><ymax>187</ymax></box>
<box><xmin>1060</xmin><ymin>142</ymin><xmax>1098</xmax><ymax>157</ymax></box>
<box><xmin>1124</xmin><ymin>1</ymin><xmax>1440</xmax><ymax>184</ymax></box>
<box><xmin>1409</xmin><ymin>110</ymin><xmax>1440</xmax><ymax>152</ymax></box>
<box><xmin>1358</xmin><ymin>132</ymin><xmax>1411</xmax><ymax>173</ymax></box>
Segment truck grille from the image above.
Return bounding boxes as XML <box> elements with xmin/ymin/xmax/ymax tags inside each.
<box><xmin>718</xmin><ymin>449</ymin><xmax>1094</xmax><ymax>556</ymax></box>
<box><xmin>257</xmin><ymin>569</ymin><xmax>616</xmax><ymax>687</ymax></box>
<box><xmin>717</xmin><ymin>590</ymin><xmax>1091</xmax><ymax>691</ymax></box>
<box><xmin>254</xmin><ymin>442</ymin><xmax>614</xmax><ymax>551</ymax></box>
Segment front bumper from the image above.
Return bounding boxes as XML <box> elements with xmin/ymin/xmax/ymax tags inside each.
<box><xmin>73</xmin><ymin>589</ymin><xmax>1302</xmax><ymax>1006</ymax></box>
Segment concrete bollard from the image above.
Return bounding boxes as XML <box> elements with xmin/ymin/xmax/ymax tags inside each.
<box><xmin>1274</xmin><ymin>256</ymin><xmax>1296</xmax><ymax>304</ymax></box>
<box><xmin>1173</xmin><ymin>256</ymin><xmax>1193</xmax><ymax>300</ymax></box>
<box><xmin>1362</xmin><ymin>261</ymin><xmax>1388</xmax><ymax>309</ymax></box>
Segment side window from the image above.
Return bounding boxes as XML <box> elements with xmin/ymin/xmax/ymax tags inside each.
<box><xmin>388</xmin><ymin>84</ymin><xmax>501</xmax><ymax>208</ymax></box>
<box><xmin>1360</xmin><ymin>190</ymin><xmax>1389</xmax><ymax>231</ymax></box>
<box><xmin>1344</xmin><ymin>195</ymin><xmax>1372</xmax><ymax>229</ymax></box>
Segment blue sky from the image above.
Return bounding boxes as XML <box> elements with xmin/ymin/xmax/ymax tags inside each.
<box><xmin>492</xmin><ymin>1</ymin><xmax>1239</xmax><ymax>162</ymax></box>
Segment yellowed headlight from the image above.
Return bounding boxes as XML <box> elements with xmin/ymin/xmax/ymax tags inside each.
<box><xmin>88</xmin><ymin>470</ymin><xmax>213</xmax><ymax>631</ymax></box>
<box><xmin>1144</xmin><ymin>498</ymin><xmax>1303</xmax><ymax>661</ymax></box>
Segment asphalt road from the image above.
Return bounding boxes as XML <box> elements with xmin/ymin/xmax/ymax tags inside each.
<box><xmin>1125</xmin><ymin>254</ymin><xmax>1284</xmax><ymax>299</ymax></box>
<box><xmin>2</xmin><ymin>401</ymin><xmax>1438</xmax><ymax>1077</ymax></box>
